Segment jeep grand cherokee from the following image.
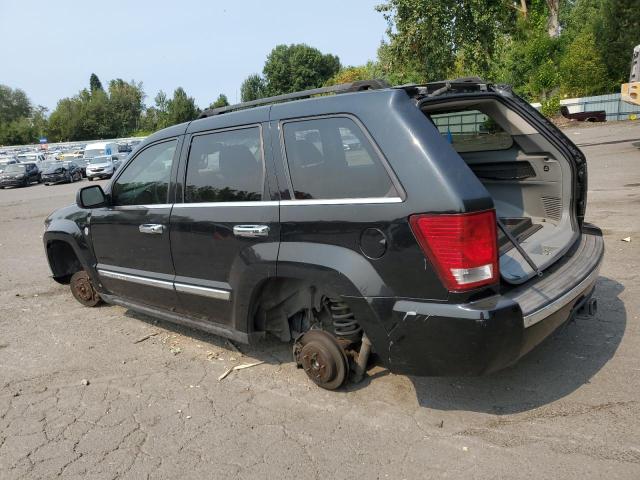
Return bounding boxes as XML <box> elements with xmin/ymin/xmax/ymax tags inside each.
<box><xmin>43</xmin><ymin>79</ymin><xmax>603</xmax><ymax>389</ymax></box>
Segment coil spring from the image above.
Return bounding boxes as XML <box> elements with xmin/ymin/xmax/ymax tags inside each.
<box><xmin>329</xmin><ymin>298</ymin><xmax>362</xmax><ymax>340</ymax></box>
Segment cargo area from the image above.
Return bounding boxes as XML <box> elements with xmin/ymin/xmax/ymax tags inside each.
<box><xmin>422</xmin><ymin>97</ymin><xmax>579</xmax><ymax>284</ymax></box>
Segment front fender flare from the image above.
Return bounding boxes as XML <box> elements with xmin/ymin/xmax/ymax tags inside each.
<box><xmin>43</xmin><ymin>220</ymin><xmax>98</xmax><ymax>285</ymax></box>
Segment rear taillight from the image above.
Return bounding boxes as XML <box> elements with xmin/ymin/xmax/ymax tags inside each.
<box><xmin>409</xmin><ymin>210</ymin><xmax>498</xmax><ymax>292</ymax></box>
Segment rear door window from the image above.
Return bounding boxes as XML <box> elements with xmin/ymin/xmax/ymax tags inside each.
<box><xmin>282</xmin><ymin>117</ymin><xmax>398</xmax><ymax>200</ymax></box>
<box><xmin>185</xmin><ymin>127</ymin><xmax>263</xmax><ymax>203</ymax></box>
<box><xmin>429</xmin><ymin>110</ymin><xmax>513</xmax><ymax>152</ymax></box>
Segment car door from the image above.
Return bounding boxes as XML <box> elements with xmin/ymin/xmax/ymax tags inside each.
<box><xmin>26</xmin><ymin>164</ymin><xmax>37</xmax><ymax>182</ymax></box>
<box><xmin>90</xmin><ymin>137</ymin><xmax>181</xmax><ymax>310</ymax></box>
<box><xmin>169</xmin><ymin>122</ymin><xmax>279</xmax><ymax>328</ymax></box>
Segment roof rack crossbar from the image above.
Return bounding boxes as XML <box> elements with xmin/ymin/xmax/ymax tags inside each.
<box><xmin>199</xmin><ymin>79</ymin><xmax>390</xmax><ymax>118</ymax></box>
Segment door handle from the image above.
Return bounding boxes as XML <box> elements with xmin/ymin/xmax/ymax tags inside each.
<box><xmin>139</xmin><ymin>224</ymin><xmax>165</xmax><ymax>235</ymax></box>
<box><xmin>233</xmin><ymin>225</ymin><xmax>270</xmax><ymax>238</ymax></box>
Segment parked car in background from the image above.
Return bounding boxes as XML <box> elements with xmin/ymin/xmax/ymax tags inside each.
<box><xmin>59</xmin><ymin>151</ymin><xmax>83</xmax><ymax>160</ymax></box>
<box><xmin>86</xmin><ymin>155</ymin><xmax>116</xmax><ymax>181</ymax></box>
<box><xmin>17</xmin><ymin>152</ymin><xmax>46</xmax><ymax>164</ymax></box>
<box><xmin>117</xmin><ymin>143</ymin><xmax>132</xmax><ymax>154</ymax></box>
<box><xmin>0</xmin><ymin>156</ymin><xmax>19</xmax><ymax>173</ymax></box>
<box><xmin>83</xmin><ymin>142</ymin><xmax>119</xmax><ymax>161</ymax></box>
<box><xmin>41</xmin><ymin>161</ymin><xmax>82</xmax><ymax>185</ymax></box>
<box><xmin>0</xmin><ymin>162</ymin><xmax>40</xmax><ymax>188</ymax></box>
<box><xmin>61</xmin><ymin>152</ymin><xmax>89</xmax><ymax>177</ymax></box>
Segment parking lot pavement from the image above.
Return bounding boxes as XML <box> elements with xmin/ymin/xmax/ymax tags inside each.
<box><xmin>1</xmin><ymin>122</ymin><xmax>639</xmax><ymax>479</ymax></box>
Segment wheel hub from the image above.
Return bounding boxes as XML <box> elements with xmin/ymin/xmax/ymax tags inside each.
<box><xmin>293</xmin><ymin>330</ymin><xmax>348</xmax><ymax>390</ymax></box>
<box><xmin>70</xmin><ymin>271</ymin><xmax>101</xmax><ymax>307</ymax></box>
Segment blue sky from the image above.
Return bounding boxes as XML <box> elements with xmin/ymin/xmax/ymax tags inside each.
<box><xmin>0</xmin><ymin>0</ymin><xmax>388</xmax><ymax>111</ymax></box>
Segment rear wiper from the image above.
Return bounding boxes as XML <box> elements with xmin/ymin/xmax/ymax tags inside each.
<box><xmin>496</xmin><ymin>218</ymin><xmax>543</xmax><ymax>277</ymax></box>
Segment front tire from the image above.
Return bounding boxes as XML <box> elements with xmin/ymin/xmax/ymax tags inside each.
<box><xmin>70</xmin><ymin>271</ymin><xmax>102</xmax><ymax>307</ymax></box>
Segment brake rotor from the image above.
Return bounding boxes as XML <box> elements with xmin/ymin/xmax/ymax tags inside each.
<box><xmin>70</xmin><ymin>271</ymin><xmax>102</xmax><ymax>307</ymax></box>
<box><xmin>294</xmin><ymin>330</ymin><xmax>348</xmax><ymax>390</ymax></box>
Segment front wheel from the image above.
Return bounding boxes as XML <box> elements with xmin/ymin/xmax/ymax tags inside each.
<box><xmin>70</xmin><ymin>271</ymin><xmax>102</xmax><ymax>307</ymax></box>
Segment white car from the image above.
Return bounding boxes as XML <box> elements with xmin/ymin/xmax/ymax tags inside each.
<box><xmin>86</xmin><ymin>155</ymin><xmax>115</xmax><ymax>181</ymax></box>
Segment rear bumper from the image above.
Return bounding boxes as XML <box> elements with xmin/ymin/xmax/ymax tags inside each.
<box><xmin>381</xmin><ymin>225</ymin><xmax>604</xmax><ymax>376</ymax></box>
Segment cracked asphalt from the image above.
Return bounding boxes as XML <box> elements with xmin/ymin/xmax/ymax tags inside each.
<box><xmin>1</xmin><ymin>121</ymin><xmax>639</xmax><ymax>479</ymax></box>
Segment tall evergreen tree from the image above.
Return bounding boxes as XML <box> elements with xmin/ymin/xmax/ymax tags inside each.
<box><xmin>89</xmin><ymin>73</ymin><xmax>103</xmax><ymax>93</ymax></box>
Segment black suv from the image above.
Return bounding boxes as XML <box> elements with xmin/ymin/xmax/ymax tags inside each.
<box><xmin>44</xmin><ymin>79</ymin><xmax>603</xmax><ymax>389</ymax></box>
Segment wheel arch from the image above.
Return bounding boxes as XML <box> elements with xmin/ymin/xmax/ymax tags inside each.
<box><xmin>44</xmin><ymin>221</ymin><xmax>96</xmax><ymax>285</ymax></box>
<box><xmin>241</xmin><ymin>242</ymin><xmax>393</xmax><ymax>348</ymax></box>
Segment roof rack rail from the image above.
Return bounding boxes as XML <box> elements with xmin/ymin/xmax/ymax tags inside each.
<box><xmin>199</xmin><ymin>79</ymin><xmax>390</xmax><ymax>118</ymax></box>
<box><xmin>399</xmin><ymin>77</ymin><xmax>489</xmax><ymax>99</ymax></box>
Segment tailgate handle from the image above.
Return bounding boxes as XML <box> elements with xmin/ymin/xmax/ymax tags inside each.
<box><xmin>139</xmin><ymin>224</ymin><xmax>165</xmax><ymax>235</ymax></box>
<box><xmin>233</xmin><ymin>225</ymin><xmax>270</xmax><ymax>238</ymax></box>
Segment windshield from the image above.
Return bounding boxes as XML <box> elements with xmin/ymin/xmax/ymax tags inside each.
<box><xmin>41</xmin><ymin>161</ymin><xmax>59</xmax><ymax>170</ymax></box>
<box><xmin>84</xmin><ymin>149</ymin><xmax>104</xmax><ymax>159</ymax></box>
<box><xmin>89</xmin><ymin>157</ymin><xmax>110</xmax><ymax>164</ymax></box>
<box><xmin>19</xmin><ymin>155</ymin><xmax>38</xmax><ymax>161</ymax></box>
<box><xmin>4</xmin><ymin>164</ymin><xmax>25</xmax><ymax>173</ymax></box>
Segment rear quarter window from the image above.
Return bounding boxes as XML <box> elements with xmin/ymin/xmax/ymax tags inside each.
<box><xmin>429</xmin><ymin>110</ymin><xmax>513</xmax><ymax>152</ymax></box>
<box><xmin>282</xmin><ymin>117</ymin><xmax>398</xmax><ymax>200</ymax></box>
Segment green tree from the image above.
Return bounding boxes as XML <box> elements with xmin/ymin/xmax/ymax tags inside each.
<box><xmin>240</xmin><ymin>74</ymin><xmax>267</xmax><ymax>101</ymax></box>
<box><xmin>48</xmin><ymin>77</ymin><xmax>146</xmax><ymax>141</ymax></box>
<box><xmin>48</xmin><ymin>97</ymin><xmax>82</xmax><ymax>142</ymax></box>
<box><xmin>559</xmin><ymin>30</ymin><xmax>609</xmax><ymax>96</ymax></box>
<box><xmin>144</xmin><ymin>90</ymin><xmax>170</xmax><ymax>131</ymax></box>
<box><xmin>375</xmin><ymin>0</ymin><xmax>517</xmax><ymax>83</ymax></box>
<box><xmin>262</xmin><ymin>44</ymin><xmax>341</xmax><ymax>95</ymax></box>
<box><xmin>0</xmin><ymin>85</ymin><xmax>37</xmax><ymax>145</ymax></box>
<box><xmin>89</xmin><ymin>73</ymin><xmax>103</xmax><ymax>93</ymax></box>
<box><xmin>0</xmin><ymin>85</ymin><xmax>31</xmax><ymax>124</ymax></box>
<box><xmin>324</xmin><ymin>64</ymin><xmax>379</xmax><ymax>86</ymax></box>
<box><xmin>139</xmin><ymin>106</ymin><xmax>160</xmax><ymax>134</ymax></box>
<box><xmin>167</xmin><ymin>87</ymin><xmax>199</xmax><ymax>125</ymax></box>
<box><xmin>108</xmin><ymin>79</ymin><xmax>144</xmax><ymax>137</ymax></box>
<box><xmin>597</xmin><ymin>0</ymin><xmax>640</xmax><ymax>85</ymax></box>
<box><xmin>209</xmin><ymin>93</ymin><xmax>230</xmax><ymax>109</ymax></box>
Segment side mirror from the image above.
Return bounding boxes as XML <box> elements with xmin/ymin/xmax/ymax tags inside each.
<box><xmin>77</xmin><ymin>185</ymin><xmax>107</xmax><ymax>209</ymax></box>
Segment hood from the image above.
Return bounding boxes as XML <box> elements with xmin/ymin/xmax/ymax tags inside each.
<box><xmin>43</xmin><ymin>165</ymin><xmax>66</xmax><ymax>174</ymax></box>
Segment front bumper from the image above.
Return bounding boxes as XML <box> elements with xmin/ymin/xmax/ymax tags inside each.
<box><xmin>86</xmin><ymin>170</ymin><xmax>112</xmax><ymax>179</ymax></box>
<box><xmin>0</xmin><ymin>178</ymin><xmax>26</xmax><ymax>187</ymax></box>
<box><xmin>377</xmin><ymin>225</ymin><xmax>604</xmax><ymax>376</ymax></box>
<box><xmin>42</xmin><ymin>174</ymin><xmax>67</xmax><ymax>184</ymax></box>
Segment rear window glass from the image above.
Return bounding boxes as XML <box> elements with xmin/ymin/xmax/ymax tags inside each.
<box><xmin>282</xmin><ymin>117</ymin><xmax>398</xmax><ymax>200</ymax></box>
<box><xmin>185</xmin><ymin>127</ymin><xmax>263</xmax><ymax>203</ymax></box>
<box><xmin>429</xmin><ymin>110</ymin><xmax>513</xmax><ymax>152</ymax></box>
